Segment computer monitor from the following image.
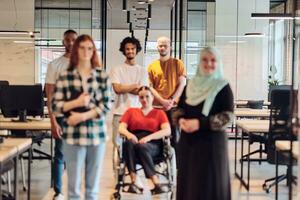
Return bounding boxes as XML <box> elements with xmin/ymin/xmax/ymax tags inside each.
<box><xmin>0</xmin><ymin>84</ymin><xmax>44</xmax><ymax>121</ymax></box>
<box><xmin>0</xmin><ymin>80</ymin><xmax>9</xmax><ymax>87</ymax></box>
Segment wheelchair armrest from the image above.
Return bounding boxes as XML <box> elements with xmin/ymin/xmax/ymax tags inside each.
<box><xmin>119</xmin><ymin>134</ymin><xmax>127</xmax><ymax>142</ymax></box>
<box><xmin>162</xmin><ymin>136</ymin><xmax>172</xmax><ymax>146</ymax></box>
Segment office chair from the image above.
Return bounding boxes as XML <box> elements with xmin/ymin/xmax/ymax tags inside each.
<box><xmin>262</xmin><ymin>89</ymin><xmax>297</xmax><ymax>193</ymax></box>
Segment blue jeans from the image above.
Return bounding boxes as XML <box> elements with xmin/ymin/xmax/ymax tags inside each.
<box><xmin>63</xmin><ymin>141</ymin><xmax>106</xmax><ymax>200</ymax></box>
<box><xmin>53</xmin><ymin>117</ymin><xmax>64</xmax><ymax>194</ymax></box>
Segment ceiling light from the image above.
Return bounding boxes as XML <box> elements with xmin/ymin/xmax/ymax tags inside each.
<box><xmin>0</xmin><ymin>31</ymin><xmax>39</xmax><ymax>35</ymax></box>
<box><xmin>13</xmin><ymin>41</ymin><xmax>34</xmax><ymax>44</ymax></box>
<box><xmin>251</xmin><ymin>13</ymin><xmax>293</xmax><ymax>20</ymax></box>
<box><xmin>228</xmin><ymin>40</ymin><xmax>247</xmax><ymax>43</ymax></box>
<box><xmin>122</xmin><ymin>0</ymin><xmax>127</xmax><ymax>11</ymax></box>
<box><xmin>148</xmin><ymin>4</ymin><xmax>152</xmax><ymax>19</ymax></box>
<box><xmin>138</xmin><ymin>1</ymin><xmax>146</xmax><ymax>4</ymax></box>
<box><xmin>129</xmin><ymin>22</ymin><xmax>133</xmax><ymax>32</ymax></box>
<box><xmin>244</xmin><ymin>32</ymin><xmax>265</xmax><ymax>37</ymax></box>
<box><xmin>127</xmin><ymin>11</ymin><xmax>130</xmax><ymax>23</ymax></box>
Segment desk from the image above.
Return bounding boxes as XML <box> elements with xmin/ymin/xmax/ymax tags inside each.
<box><xmin>235</xmin><ymin>120</ymin><xmax>269</xmax><ymax>190</ymax></box>
<box><xmin>235</xmin><ymin>100</ymin><xmax>271</xmax><ymax>107</ymax></box>
<box><xmin>0</xmin><ymin>118</ymin><xmax>51</xmax><ymax>131</ymax></box>
<box><xmin>275</xmin><ymin>141</ymin><xmax>298</xmax><ymax>159</ymax></box>
<box><xmin>0</xmin><ymin>118</ymin><xmax>52</xmax><ymax>190</ymax></box>
<box><xmin>274</xmin><ymin>141</ymin><xmax>298</xmax><ymax>200</ymax></box>
<box><xmin>235</xmin><ymin>108</ymin><xmax>270</xmax><ymax>118</ymax></box>
<box><xmin>231</xmin><ymin>109</ymin><xmax>269</xmax><ymax>134</ymax></box>
<box><xmin>0</xmin><ymin>138</ymin><xmax>32</xmax><ymax>200</ymax></box>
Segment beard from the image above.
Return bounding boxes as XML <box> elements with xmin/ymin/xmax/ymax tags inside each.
<box><xmin>126</xmin><ymin>55</ymin><xmax>135</xmax><ymax>60</ymax></box>
<box><xmin>65</xmin><ymin>46</ymin><xmax>72</xmax><ymax>53</ymax></box>
<box><xmin>159</xmin><ymin>51</ymin><xmax>168</xmax><ymax>57</ymax></box>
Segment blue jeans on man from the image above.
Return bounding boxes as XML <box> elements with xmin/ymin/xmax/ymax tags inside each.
<box><xmin>53</xmin><ymin>117</ymin><xmax>64</xmax><ymax>195</ymax></box>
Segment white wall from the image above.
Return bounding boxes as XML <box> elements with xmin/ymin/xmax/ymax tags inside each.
<box><xmin>0</xmin><ymin>0</ymin><xmax>34</xmax><ymax>30</ymax></box>
<box><xmin>0</xmin><ymin>40</ymin><xmax>35</xmax><ymax>84</ymax></box>
<box><xmin>0</xmin><ymin>0</ymin><xmax>35</xmax><ymax>84</ymax></box>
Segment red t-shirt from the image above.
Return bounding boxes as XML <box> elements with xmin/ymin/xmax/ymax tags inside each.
<box><xmin>120</xmin><ymin>108</ymin><xmax>169</xmax><ymax>133</ymax></box>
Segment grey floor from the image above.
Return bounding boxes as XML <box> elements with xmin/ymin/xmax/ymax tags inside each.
<box><xmin>12</xmin><ymin>116</ymin><xmax>298</xmax><ymax>200</ymax></box>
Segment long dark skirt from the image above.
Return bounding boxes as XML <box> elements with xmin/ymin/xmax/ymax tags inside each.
<box><xmin>176</xmin><ymin>131</ymin><xmax>231</xmax><ymax>200</ymax></box>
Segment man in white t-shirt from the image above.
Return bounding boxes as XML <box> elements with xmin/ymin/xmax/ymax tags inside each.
<box><xmin>110</xmin><ymin>36</ymin><xmax>148</xmax><ymax>148</ymax></box>
<box><xmin>45</xmin><ymin>30</ymin><xmax>77</xmax><ymax>200</ymax></box>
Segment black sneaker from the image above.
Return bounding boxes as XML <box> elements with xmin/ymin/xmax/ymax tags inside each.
<box><xmin>151</xmin><ymin>184</ymin><xmax>169</xmax><ymax>195</ymax></box>
<box><xmin>127</xmin><ymin>183</ymin><xmax>143</xmax><ymax>194</ymax></box>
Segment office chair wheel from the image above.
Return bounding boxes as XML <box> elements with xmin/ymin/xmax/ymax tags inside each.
<box><xmin>111</xmin><ymin>192</ymin><xmax>121</xmax><ymax>200</ymax></box>
<box><xmin>262</xmin><ymin>183</ymin><xmax>270</xmax><ymax>193</ymax></box>
<box><xmin>168</xmin><ymin>191</ymin><xmax>174</xmax><ymax>200</ymax></box>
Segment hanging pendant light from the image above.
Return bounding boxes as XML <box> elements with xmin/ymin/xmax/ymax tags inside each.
<box><xmin>244</xmin><ymin>0</ymin><xmax>264</xmax><ymax>37</ymax></box>
<box><xmin>122</xmin><ymin>0</ymin><xmax>127</xmax><ymax>11</ymax></box>
<box><xmin>148</xmin><ymin>4</ymin><xmax>152</xmax><ymax>19</ymax></box>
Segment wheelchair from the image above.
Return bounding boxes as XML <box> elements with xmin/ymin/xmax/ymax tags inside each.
<box><xmin>111</xmin><ymin>135</ymin><xmax>177</xmax><ymax>200</ymax></box>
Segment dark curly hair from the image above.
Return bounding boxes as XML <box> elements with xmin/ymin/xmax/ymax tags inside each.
<box><xmin>119</xmin><ymin>37</ymin><xmax>142</xmax><ymax>56</ymax></box>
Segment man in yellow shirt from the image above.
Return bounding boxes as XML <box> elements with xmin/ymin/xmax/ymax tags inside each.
<box><xmin>148</xmin><ymin>36</ymin><xmax>186</xmax><ymax>145</ymax></box>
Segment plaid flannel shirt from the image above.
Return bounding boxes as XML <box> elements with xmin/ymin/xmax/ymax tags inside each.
<box><xmin>52</xmin><ymin>68</ymin><xmax>111</xmax><ymax>146</ymax></box>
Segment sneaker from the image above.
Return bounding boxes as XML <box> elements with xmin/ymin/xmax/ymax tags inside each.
<box><xmin>127</xmin><ymin>183</ymin><xmax>143</xmax><ymax>194</ymax></box>
<box><xmin>151</xmin><ymin>184</ymin><xmax>169</xmax><ymax>195</ymax></box>
<box><xmin>53</xmin><ymin>193</ymin><xmax>64</xmax><ymax>200</ymax></box>
<box><xmin>134</xmin><ymin>175</ymin><xmax>144</xmax><ymax>189</ymax></box>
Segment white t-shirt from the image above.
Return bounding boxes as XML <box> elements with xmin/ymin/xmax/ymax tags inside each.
<box><xmin>45</xmin><ymin>55</ymin><xmax>69</xmax><ymax>118</ymax></box>
<box><xmin>110</xmin><ymin>63</ymin><xmax>149</xmax><ymax>115</ymax></box>
<box><xmin>45</xmin><ymin>56</ymin><xmax>69</xmax><ymax>84</ymax></box>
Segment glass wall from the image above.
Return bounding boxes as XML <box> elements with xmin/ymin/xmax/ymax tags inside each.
<box><xmin>34</xmin><ymin>0</ymin><xmax>102</xmax><ymax>85</ymax></box>
<box><xmin>184</xmin><ymin>1</ymin><xmax>213</xmax><ymax>78</ymax></box>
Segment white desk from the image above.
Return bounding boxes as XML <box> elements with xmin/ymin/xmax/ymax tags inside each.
<box><xmin>0</xmin><ymin>118</ymin><xmax>51</xmax><ymax>131</ymax></box>
<box><xmin>0</xmin><ymin>117</ymin><xmax>52</xmax><ymax>194</ymax></box>
<box><xmin>0</xmin><ymin>138</ymin><xmax>32</xmax><ymax>200</ymax></box>
<box><xmin>235</xmin><ymin>100</ymin><xmax>270</xmax><ymax>107</ymax></box>
<box><xmin>275</xmin><ymin>141</ymin><xmax>298</xmax><ymax>159</ymax></box>
<box><xmin>235</xmin><ymin>108</ymin><xmax>270</xmax><ymax>118</ymax></box>
<box><xmin>236</xmin><ymin>119</ymin><xmax>269</xmax><ymax>132</ymax></box>
<box><xmin>234</xmin><ymin>119</ymin><xmax>269</xmax><ymax>190</ymax></box>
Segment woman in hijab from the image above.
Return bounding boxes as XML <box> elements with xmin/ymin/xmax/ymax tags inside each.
<box><xmin>174</xmin><ymin>47</ymin><xmax>234</xmax><ymax>200</ymax></box>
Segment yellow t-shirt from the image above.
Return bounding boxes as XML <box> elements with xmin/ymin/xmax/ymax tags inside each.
<box><xmin>148</xmin><ymin>57</ymin><xmax>186</xmax><ymax>104</ymax></box>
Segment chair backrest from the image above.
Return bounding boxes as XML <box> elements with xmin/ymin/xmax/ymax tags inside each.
<box><xmin>267</xmin><ymin>89</ymin><xmax>294</xmax><ymax>164</ymax></box>
<box><xmin>247</xmin><ymin>100</ymin><xmax>264</xmax><ymax>109</ymax></box>
<box><xmin>268</xmin><ymin>85</ymin><xmax>291</xmax><ymax>101</ymax></box>
<box><xmin>0</xmin><ymin>80</ymin><xmax>9</xmax><ymax>108</ymax></box>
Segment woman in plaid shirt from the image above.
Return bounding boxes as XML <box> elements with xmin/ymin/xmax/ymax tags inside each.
<box><xmin>52</xmin><ymin>34</ymin><xmax>111</xmax><ymax>200</ymax></box>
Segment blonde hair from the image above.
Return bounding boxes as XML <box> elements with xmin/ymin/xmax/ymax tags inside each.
<box><xmin>157</xmin><ymin>36</ymin><xmax>171</xmax><ymax>45</ymax></box>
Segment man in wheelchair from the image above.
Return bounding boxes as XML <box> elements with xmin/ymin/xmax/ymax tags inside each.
<box><xmin>117</xmin><ymin>86</ymin><xmax>172</xmax><ymax>195</ymax></box>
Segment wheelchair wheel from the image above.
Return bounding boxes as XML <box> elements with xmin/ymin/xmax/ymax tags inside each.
<box><xmin>166</xmin><ymin>186</ymin><xmax>176</xmax><ymax>200</ymax></box>
<box><xmin>167</xmin><ymin>147</ymin><xmax>177</xmax><ymax>186</ymax></box>
<box><xmin>111</xmin><ymin>192</ymin><xmax>121</xmax><ymax>200</ymax></box>
<box><xmin>113</xmin><ymin>145</ymin><xmax>122</xmax><ymax>183</ymax></box>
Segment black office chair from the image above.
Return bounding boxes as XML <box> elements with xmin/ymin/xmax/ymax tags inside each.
<box><xmin>268</xmin><ymin>85</ymin><xmax>291</xmax><ymax>102</ymax></box>
<box><xmin>0</xmin><ymin>81</ymin><xmax>9</xmax><ymax>109</ymax></box>
<box><xmin>262</xmin><ymin>89</ymin><xmax>297</xmax><ymax>193</ymax></box>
